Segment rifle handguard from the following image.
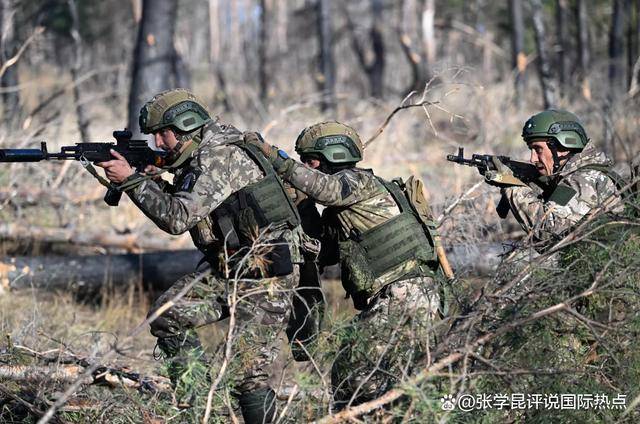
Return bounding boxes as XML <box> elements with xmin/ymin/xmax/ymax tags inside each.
<box><xmin>484</xmin><ymin>171</ymin><xmax>527</xmax><ymax>187</ymax></box>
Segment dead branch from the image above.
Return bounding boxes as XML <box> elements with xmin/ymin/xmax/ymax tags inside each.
<box><xmin>0</xmin><ymin>364</ymin><xmax>171</xmax><ymax>393</ymax></box>
<box><xmin>364</xmin><ymin>99</ymin><xmax>440</xmax><ymax>146</ymax></box>
<box><xmin>0</xmin><ymin>26</ymin><xmax>44</xmax><ymax>79</ymax></box>
<box><xmin>36</xmin><ymin>271</ymin><xmax>210</xmax><ymax>424</ymax></box>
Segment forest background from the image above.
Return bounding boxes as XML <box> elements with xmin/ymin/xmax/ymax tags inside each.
<box><xmin>0</xmin><ymin>0</ymin><xmax>639</xmax><ymax>422</ymax></box>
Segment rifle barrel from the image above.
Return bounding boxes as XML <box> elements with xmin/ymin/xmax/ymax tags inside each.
<box><xmin>0</xmin><ymin>149</ymin><xmax>46</xmax><ymax>162</ymax></box>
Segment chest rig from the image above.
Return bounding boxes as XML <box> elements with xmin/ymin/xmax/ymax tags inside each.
<box><xmin>201</xmin><ymin>142</ymin><xmax>301</xmax><ymax>276</ymax></box>
<box><xmin>333</xmin><ymin>175</ymin><xmax>439</xmax><ymax>308</ymax></box>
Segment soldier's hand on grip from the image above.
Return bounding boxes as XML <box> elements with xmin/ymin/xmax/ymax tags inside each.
<box><xmin>96</xmin><ymin>149</ymin><xmax>134</xmax><ymax>184</ymax></box>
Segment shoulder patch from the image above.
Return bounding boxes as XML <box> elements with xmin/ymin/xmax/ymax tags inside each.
<box><xmin>340</xmin><ymin>174</ymin><xmax>353</xmax><ymax>200</ymax></box>
<box><xmin>179</xmin><ymin>169</ymin><xmax>201</xmax><ymax>192</ymax></box>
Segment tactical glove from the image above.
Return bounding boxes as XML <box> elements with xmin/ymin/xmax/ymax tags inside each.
<box><xmin>243</xmin><ymin>131</ymin><xmax>294</xmax><ymax>176</ymax></box>
<box><xmin>484</xmin><ymin>157</ymin><xmax>527</xmax><ymax>187</ymax></box>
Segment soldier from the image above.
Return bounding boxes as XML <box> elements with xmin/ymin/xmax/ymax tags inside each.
<box><xmin>487</xmin><ymin>109</ymin><xmax>623</xmax><ymax>248</ymax></box>
<box><xmin>97</xmin><ymin>89</ymin><xmax>304</xmax><ymax>423</ymax></box>
<box><xmin>244</xmin><ymin>122</ymin><xmax>444</xmax><ymax>409</ymax></box>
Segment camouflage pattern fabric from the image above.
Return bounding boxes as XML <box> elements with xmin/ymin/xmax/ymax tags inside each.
<box><xmin>331</xmin><ymin>278</ymin><xmax>440</xmax><ymax>410</ymax></box>
<box><xmin>125</xmin><ymin>119</ymin><xmax>303</xmax><ymax>395</ymax></box>
<box><xmin>285</xmin><ymin>188</ymin><xmax>325</xmax><ymax>361</ymax></box>
<box><xmin>270</xmin><ymin>158</ymin><xmax>442</xmax><ymax>406</ymax></box>
<box><xmin>502</xmin><ymin>144</ymin><xmax>623</xmax><ymax>246</ymax></box>
<box><xmin>149</xmin><ymin>265</ymin><xmax>299</xmax><ymax>392</ymax></box>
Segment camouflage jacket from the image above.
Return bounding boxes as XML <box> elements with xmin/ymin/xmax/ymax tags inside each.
<box><xmin>273</xmin><ymin>160</ymin><xmax>435</xmax><ymax>288</ymax></box>
<box><xmin>125</xmin><ymin>120</ymin><xmax>303</xmax><ymax>262</ymax></box>
<box><xmin>503</xmin><ymin>144</ymin><xmax>623</xmax><ymax>246</ymax></box>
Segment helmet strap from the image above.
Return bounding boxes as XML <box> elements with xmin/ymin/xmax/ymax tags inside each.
<box><xmin>547</xmin><ymin>140</ymin><xmax>575</xmax><ymax>174</ymax></box>
<box><xmin>165</xmin><ymin>127</ymin><xmax>203</xmax><ymax>165</ymax></box>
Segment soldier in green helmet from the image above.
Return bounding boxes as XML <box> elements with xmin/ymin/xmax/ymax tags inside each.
<box><xmin>244</xmin><ymin>121</ymin><xmax>445</xmax><ymax>410</ymax></box>
<box><xmin>97</xmin><ymin>88</ymin><xmax>307</xmax><ymax>423</ymax></box>
<box><xmin>489</xmin><ymin>109</ymin><xmax>623</xmax><ymax>247</ymax></box>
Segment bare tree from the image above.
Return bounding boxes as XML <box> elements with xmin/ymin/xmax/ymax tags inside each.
<box><xmin>128</xmin><ymin>0</ymin><xmax>178</xmax><ymax>137</ymax></box>
<box><xmin>421</xmin><ymin>0</ymin><xmax>436</xmax><ymax>68</ymax></box>
<box><xmin>576</xmin><ymin>0</ymin><xmax>591</xmax><ymax>99</ymax></box>
<box><xmin>609</xmin><ymin>0</ymin><xmax>626</xmax><ymax>98</ymax></box>
<box><xmin>509</xmin><ymin>0</ymin><xmax>525</xmax><ymax>108</ymax></box>
<box><xmin>0</xmin><ymin>0</ymin><xmax>19</xmax><ymax>127</ymax></box>
<box><xmin>343</xmin><ymin>0</ymin><xmax>385</xmax><ymax>98</ymax></box>
<box><xmin>531</xmin><ymin>0</ymin><xmax>557</xmax><ymax>109</ymax></box>
<box><xmin>208</xmin><ymin>0</ymin><xmax>230</xmax><ymax>112</ymax></box>
<box><xmin>555</xmin><ymin>0</ymin><xmax>569</xmax><ymax>98</ymax></box>
<box><xmin>67</xmin><ymin>0</ymin><xmax>90</xmax><ymax>141</ymax></box>
<box><xmin>317</xmin><ymin>0</ymin><xmax>335</xmax><ymax>111</ymax></box>
<box><xmin>258</xmin><ymin>0</ymin><xmax>268</xmax><ymax>103</ymax></box>
<box><xmin>627</xmin><ymin>0</ymin><xmax>636</xmax><ymax>90</ymax></box>
<box><xmin>397</xmin><ymin>0</ymin><xmax>432</xmax><ymax>94</ymax></box>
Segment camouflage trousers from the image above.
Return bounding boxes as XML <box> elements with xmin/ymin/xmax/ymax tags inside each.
<box><xmin>331</xmin><ymin>277</ymin><xmax>441</xmax><ymax>410</ymax></box>
<box><xmin>148</xmin><ymin>265</ymin><xmax>299</xmax><ymax>394</ymax></box>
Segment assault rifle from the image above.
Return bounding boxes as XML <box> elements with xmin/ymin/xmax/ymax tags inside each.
<box><xmin>0</xmin><ymin>129</ymin><xmax>166</xmax><ymax>206</ymax></box>
<box><xmin>446</xmin><ymin>147</ymin><xmax>541</xmax><ymax>183</ymax></box>
<box><xmin>447</xmin><ymin>147</ymin><xmax>546</xmax><ymax>218</ymax></box>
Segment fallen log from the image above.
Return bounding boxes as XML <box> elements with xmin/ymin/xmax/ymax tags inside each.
<box><xmin>0</xmin><ymin>241</ymin><xmax>511</xmax><ymax>296</ymax></box>
<box><xmin>1</xmin><ymin>249</ymin><xmax>203</xmax><ymax>293</ymax></box>
<box><xmin>0</xmin><ymin>223</ymin><xmax>179</xmax><ymax>252</ymax></box>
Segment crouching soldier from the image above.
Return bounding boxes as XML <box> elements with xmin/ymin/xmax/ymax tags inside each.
<box><xmin>245</xmin><ymin>122</ymin><xmax>446</xmax><ymax>409</ymax></box>
<box><xmin>97</xmin><ymin>88</ymin><xmax>304</xmax><ymax>423</ymax></box>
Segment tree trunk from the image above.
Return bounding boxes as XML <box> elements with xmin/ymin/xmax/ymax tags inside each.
<box><xmin>0</xmin><ymin>223</ymin><xmax>181</xmax><ymax>253</ymax></box>
<box><xmin>576</xmin><ymin>0</ymin><xmax>591</xmax><ymax>99</ymax></box>
<box><xmin>627</xmin><ymin>0</ymin><xmax>636</xmax><ymax>90</ymax></box>
<box><xmin>128</xmin><ymin>0</ymin><xmax>178</xmax><ymax>137</ymax></box>
<box><xmin>531</xmin><ymin>0</ymin><xmax>557</xmax><ymax>109</ymax></box>
<box><xmin>1</xmin><ymin>243</ymin><xmax>503</xmax><ymax>297</ymax></box>
<box><xmin>317</xmin><ymin>0</ymin><xmax>335</xmax><ymax>111</ymax></box>
<box><xmin>171</xmin><ymin>47</ymin><xmax>191</xmax><ymax>89</ymax></box>
<box><xmin>609</xmin><ymin>0</ymin><xmax>626</xmax><ymax>99</ymax></box>
<box><xmin>0</xmin><ymin>0</ymin><xmax>20</xmax><ymax>127</ymax></box>
<box><xmin>67</xmin><ymin>0</ymin><xmax>91</xmax><ymax>141</ymax></box>
<box><xmin>343</xmin><ymin>0</ymin><xmax>385</xmax><ymax>98</ymax></box>
<box><xmin>4</xmin><ymin>250</ymin><xmax>203</xmax><ymax>293</ymax></box>
<box><xmin>397</xmin><ymin>0</ymin><xmax>430</xmax><ymax>94</ymax></box>
<box><xmin>369</xmin><ymin>0</ymin><xmax>385</xmax><ymax>98</ymax></box>
<box><xmin>509</xmin><ymin>0</ymin><xmax>525</xmax><ymax>108</ymax></box>
<box><xmin>258</xmin><ymin>0</ymin><xmax>268</xmax><ymax>103</ymax></box>
<box><xmin>635</xmin><ymin>0</ymin><xmax>640</xmax><ymax>94</ymax></box>
<box><xmin>421</xmin><ymin>0</ymin><xmax>436</xmax><ymax>67</ymax></box>
<box><xmin>555</xmin><ymin>0</ymin><xmax>569</xmax><ymax>99</ymax></box>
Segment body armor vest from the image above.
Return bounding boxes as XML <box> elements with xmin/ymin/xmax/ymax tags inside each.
<box><xmin>337</xmin><ymin>176</ymin><xmax>439</xmax><ymax>307</ymax></box>
<box><xmin>207</xmin><ymin>143</ymin><xmax>301</xmax><ymax>275</ymax></box>
<box><xmin>212</xmin><ymin>142</ymin><xmax>300</xmax><ymax>248</ymax></box>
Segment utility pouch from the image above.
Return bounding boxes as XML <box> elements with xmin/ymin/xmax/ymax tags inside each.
<box><xmin>547</xmin><ymin>184</ymin><xmax>577</xmax><ymax>206</ymax></box>
<box><xmin>263</xmin><ymin>238</ymin><xmax>294</xmax><ymax>277</ymax></box>
<box><xmin>338</xmin><ymin>239</ymin><xmax>376</xmax><ymax>310</ymax></box>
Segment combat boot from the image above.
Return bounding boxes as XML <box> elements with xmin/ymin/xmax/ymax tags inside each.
<box><xmin>238</xmin><ymin>387</ymin><xmax>277</xmax><ymax>423</ymax></box>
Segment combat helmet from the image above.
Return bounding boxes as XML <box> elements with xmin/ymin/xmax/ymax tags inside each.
<box><xmin>139</xmin><ymin>88</ymin><xmax>210</xmax><ymax>135</ymax></box>
<box><xmin>295</xmin><ymin>121</ymin><xmax>363</xmax><ymax>165</ymax></box>
<box><xmin>521</xmin><ymin>109</ymin><xmax>588</xmax><ymax>150</ymax></box>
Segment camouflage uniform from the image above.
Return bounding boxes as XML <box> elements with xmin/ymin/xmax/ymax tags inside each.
<box><xmin>285</xmin><ymin>186</ymin><xmax>325</xmax><ymax>361</ymax></box>
<box><xmin>125</xmin><ymin>119</ymin><xmax>303</xmax><ymax>398</ymax></box>
<box><xmin>271</xmin><ymin>162</ymin><xmax>441</xmax><ymax>408</ymax></box>
<box><xmin>502</xmin><ymin>143</ymin><xmax>623</xmax><ymax>246</ymax></box>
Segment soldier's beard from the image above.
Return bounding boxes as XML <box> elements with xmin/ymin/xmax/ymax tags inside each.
<box><xmin>534</xmin><ymin>161</ymin><xmax>551</xmax><ymax>176</ymax></box>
